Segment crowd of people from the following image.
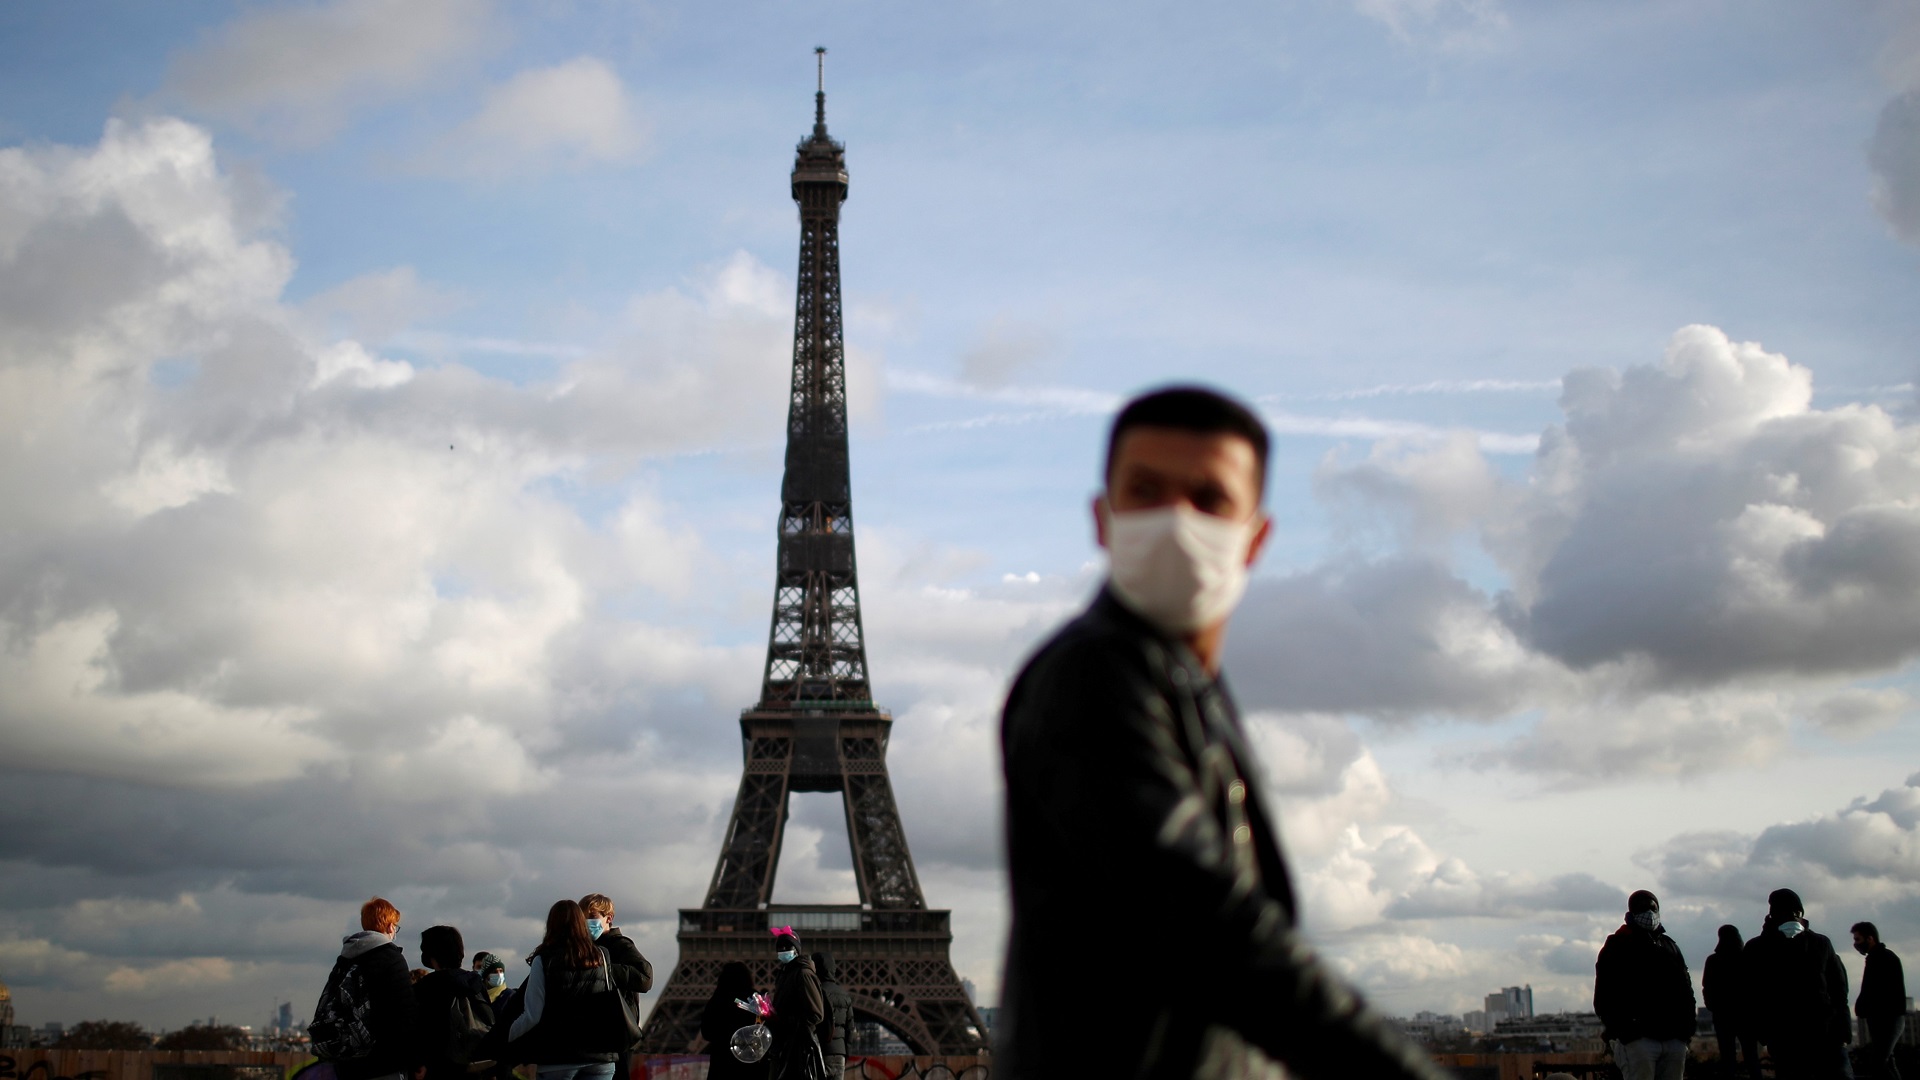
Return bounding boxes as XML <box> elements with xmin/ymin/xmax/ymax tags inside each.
<box><xmin>1595</xmin><ymin>887</ymin><xmax>1909</xmax><ymax>1080</ymax></box>
<box><xmin>309</xmin><ymin>898</ymin><xmax>851</xmax><ymax>1080</ymax></box>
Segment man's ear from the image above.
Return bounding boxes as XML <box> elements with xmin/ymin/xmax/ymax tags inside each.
<box><xmin>1245</xmin><ymin>512</ymin><xmax>1273</xmax><ymax>568</ymax></box>
<box><xmin>1092</xmin><ymin>493</ymin><xmax>1111</xmax><ymax>550</ymax></box>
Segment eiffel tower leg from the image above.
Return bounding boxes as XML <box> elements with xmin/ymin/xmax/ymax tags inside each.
<box><xmin>842</xmin><ymin>771</ymin><xmax>925</xmax><ymax>910</ymax></box>
<box><xmin>705</xmin><ymin>737</ymin><xmax>792</xmax><ymax>909</ymax></box>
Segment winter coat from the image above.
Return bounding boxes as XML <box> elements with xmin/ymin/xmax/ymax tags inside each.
<box><xmin>413</xmin><ymin>968</ymin><xmax>494</xmax><ymax>1080</ymax></box>
<box><xmin>1745</xmin><ymin>925</ymin><xmax>1851</xmax><ymax>1049</ymax></box>
<box><xmin>594</xmin><ymin>928</ymin><xmax>654</xmax><ymax>994</ymax></box>
<box><xmin>325</xmin><ymin>931</ymin><xmax>418</xmax><ymax>1080</ymax></box>
<box><xmin>767</xmin><ymin>954</ymin><xmax>825</xmax><ymax>1080</ymax></box>
<box><xmin>1857</xmin><ymin>944</ymin><xmax>1908</xmax><ymax>1020</ymax></box>
<box><xmin>1594</xmin><ymin>923</ymin><xmax>1698</xmax><ymax>1043</ymax></box>
<box><xmin>700</xmin><ymin>995</ymin><xmax>769</xmax><ymax>1080</ymax></box>
<box><xmin>1703</xmin><ymin>947</ymin><xmax>1749</xmax><ymax>1035</ymax></box>
<box><xmin>816</xmin><ymin>979</ymin><xmax>852</xmax><ymax>1062</ymax></box>
<box><xmin>507</xmin><ymin>951</ymin><xmax>651</xmax><ymax>1065</ymax></box>
<box><xmin>999</xmin><ymin>588</ymin><xmax>1448</xmax><ymax>1080</ymax></box>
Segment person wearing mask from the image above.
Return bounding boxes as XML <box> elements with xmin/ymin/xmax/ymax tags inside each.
<box><xmin>1851</xmin><ymin>922</ymin><xmax>1907</xmax><ymax>1080</ymax></box>
<box><xmin>508</xmin><ymin>900</ymin><xmax>652</xmax><ymax>1080</ymax></box>
<box><xmin>767</xmin><ymin>929</ymin><xmax>824</xmax><ymax>1080</ymax></box>
<box><xmin>1746</xmin><ymin>889</ymin><xmax>1852</xmax><ymax>1080</ymax></box>
<box><xmin>700</xmin><ymin>962</ymin><xmax>769</xmax><ymax>1080</ymax></box>
<box><xmin>1704</xmin><ymin>924</ymin><xmax>1760</xmax><ymax>1080</ymax></box>
<box><xmin>577</xmin><ymin>895</ymin><xmax>653</xmax><ymax>1080</ymax></box>
<box><xmin>811</xmin><ymin>953</ymin><xmax>852</xmax><ymax>1080</ymax></box>
<box><xmin>998</xmin><ymin>387</ymin><xmax>1448</xmax><ymax>1080</ymax></box>
<box><xmin>313</xmin><ymin>897</ymin><xmax>418</xmax><ymax>1080</ymax></box>
<box><xmin>471</xmin><ymin>953</ymin><xmax>511</xmax><ymax>1005</ymax></box>
<box><xmin>1594</xmin><ymin>891</ymin><xmax>1697</xmax><ymax>1080</ymax></box>
<box><xmin>413</xmin><ymin>925</ymin><xmax>494</xmax><ymax>1080</ymax></box>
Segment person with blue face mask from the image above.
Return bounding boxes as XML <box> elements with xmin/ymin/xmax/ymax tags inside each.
<box><xmin>576</xmin><ymin>894</ymin><xmax>652</xmax><ymax>1080</ymax></box>
<box><xmin>766</xmin><ymin>929</ymin><xmax>824</xmax><ymax>1080</ymax></box>
<box><xmin>471</xmin><ymin>952</ymin><xmax>511</xmax><ymax>1004</ymax></box>
<box><xmin>1744</xmin><ymin>888</ymin><xmax>1854</xmax><ymax>1080</ymax></box>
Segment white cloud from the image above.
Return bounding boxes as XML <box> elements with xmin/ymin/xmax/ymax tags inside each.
<box><xmin>422</xmin><ymin>57</ymin><xmax>646</xmax><ymax>177</ymax></box>
<box><xmin>162</xmin><ymin>0</ymin><xmax>493</xmax><ymax>144</ymax></box>
<box><xmin>1352</xmin><ymin>0</ymin><xmax>1509</xmax><ymax>51</ymax></box>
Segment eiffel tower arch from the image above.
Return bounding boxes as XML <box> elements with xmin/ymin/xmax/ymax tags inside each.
<box><xmin>636</xmin><ymin>53</ymin><xmax>989</xmax><ymax>1059</ymax></box>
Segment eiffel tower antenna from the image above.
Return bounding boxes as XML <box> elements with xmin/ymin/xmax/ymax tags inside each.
<box><xmin>637</xmin><ymin>53</ymin><xmax>988</xmax><ymax>1059</ymax></box>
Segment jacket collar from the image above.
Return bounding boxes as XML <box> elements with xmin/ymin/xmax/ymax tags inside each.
<box><xmin>1090</xmin><ymin>584</ymin><xmax>1217</xmax><ymax>686</ymax></box>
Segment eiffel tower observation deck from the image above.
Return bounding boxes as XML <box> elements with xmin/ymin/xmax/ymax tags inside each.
<box><xmin>636</xmin><ymin>52</ymin><xmax>989</xmax><ymax>1057</ymax></box>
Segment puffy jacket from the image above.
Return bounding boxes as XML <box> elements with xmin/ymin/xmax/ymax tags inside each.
<box><xmin>508</xmin><ymin>951</ymin><xmax>651</xmax><ymax>1065</ymax></box>
<box><xmin>325</xmin><ymin>932</ymin><xmax>417</xmax><ymax>1080</ymax></box>
<box><xmin>1745</xmin><ymin>925</ymin><xmax>1851</xmax><ymax>1048</ymax></box>
<box><xmin>998</xmin><ymin>588</ymin><xmax>1448</xmax><ymax>1080</ymax></box>
<box><xmin>1594</xmin><ymin>923</ymin><xmax>1698</xmax><ymax>1043</ymax></box>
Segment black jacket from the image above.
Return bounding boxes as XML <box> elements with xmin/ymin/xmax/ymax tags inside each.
<box><xmin>325</xmin><ymin>934</ymin><xmax>417</xmax><ymax>1080</ymax></box>
<box><xmin>413</xmin><ymin>968</ymin><xmax>494</xmax><ymax>1080</ymax></box>
<box><xmin>512</xmin><ymin>953</ymin><xmax>651</xmax><ymax>1065</ymax></box>
<box><xmin>770</xmin><ymin>954</ymin><xmax>824</xmax><ymax>1057</ymax></box>
<box><xmin>1594</xmin><ymin>923</ymin><xmax>1697</xmax><ymax>1043</ymax></box>
<box><xmin>1702</xmin><ymin>948</ymin><xmax>1748</xmax><ymax>1034</ymax></box>
<box><xmin>816</xmin><ymin>981</ymin><xmax>852</xmax><ymax>1061</ymax></box>
<box><xmin>1857</xmin><ymin>944</ymin><xmax>1907</xmax><ymax>1019</ymax></box>
<box><xmin>1745</xmin><ymin>924</ymin><xmax>1851</xmax><ymax>1048</ymax></box>
<box><xmin>595</xmin><ymin>928</ymin><xmax>654</xmax><ymax>994</ymax></box>
<box><xmin>998</xmin><ymin>588</ymin><xmax>1447</xmax><ymax>1080</ymax></box>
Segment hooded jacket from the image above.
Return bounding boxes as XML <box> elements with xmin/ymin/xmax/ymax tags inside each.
<box><xmin>1594</xmin><ymin>922</ymin><xmax>1697</xmax><ymax>1043</ymax></box>
<box><xmin>812</xmin><ymin>953</ymin><xmax>852</xmax><ymax>1062</ymax></box>
<box><xmin>326</xmin><ymin>930</ymin><xmax>417</xmax><ymax>1080</ymax></box>
<box><xmin>999</xmin><ymin>588</ymin><xmax>1447</xmax><ymax>1080</ymax></box>
<box><xmin>1745</xmin><ymin>921</ymin><xmax>1851</xmax><ymax>1048</ymax></box>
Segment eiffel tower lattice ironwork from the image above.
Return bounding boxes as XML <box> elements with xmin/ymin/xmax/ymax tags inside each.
<box><xmin>636</xmin><ymin>52</ymin><xmax>989</xmax><ymax>1059</ymax></box>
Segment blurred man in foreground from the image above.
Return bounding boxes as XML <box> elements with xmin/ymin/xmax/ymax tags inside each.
<box><xmin>998</xmin><ymin>386</ymin><xmax>1448</xmax><ymax>1080</ymax></box>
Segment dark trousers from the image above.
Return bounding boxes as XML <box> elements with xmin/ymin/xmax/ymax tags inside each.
<box><xmin>1719</xmin><ymin>1031</ymin><xmax>1761</xmax><ymax>1080</ymax></box>
<box><xmin>1860</xmin><ymin>1016</ymin><xmax>1906</xmax><ymax>1080</ymax></box>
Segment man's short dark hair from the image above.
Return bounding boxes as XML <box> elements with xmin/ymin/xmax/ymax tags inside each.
<box><xmin>1852</xmin><ymin>921</ymin><xmax>1880</xmax><ymax>940</ymax></box>
<box><xmin>1105</xmin><ymin>386</ymin><xmax>1270</xmax><ymax>493</ymax></box>
<box><xmin>420</xmin><ymin>924</ymin><xmax>464</xmax><ymax>969</ymax></box>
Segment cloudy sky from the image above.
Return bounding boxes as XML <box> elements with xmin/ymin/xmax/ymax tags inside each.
<box><xmin>3</xmin><ymin>0</ymin><xmax>1920</xmax><ymax>1034</ymax></box>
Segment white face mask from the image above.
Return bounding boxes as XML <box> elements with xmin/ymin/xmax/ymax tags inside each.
<box><xmin>1778</xmin><ymin>919</ymin><xmax>1805</xmax><ymax>938</ymax></box>
<box><xmin>1104</xmin><ymin>503</ymin><xmax>1257</xmax><ymax>635</ymax></box>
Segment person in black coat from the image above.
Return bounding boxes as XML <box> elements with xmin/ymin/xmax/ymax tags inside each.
<box><xmin>767</xmin><ymin>931</ymin><xmax>824</xmax><ymax>1080</ymax></box>
<box><xmin>506</xmin><ymin>900</ymin><xmax>652</xmax><ymax>1080</ymax></box>
<box><xmin>578</xmin><ymin>895</ymin><xmax>653</xmax><ymax>1080</ymax></box>
<box><xmin>812</xmin><ymin>952</ymin><xmax>852</xmax><ymax>1080</ymax></box>
<box><xmin>1745</xmin><ymin>889</ymin><xmax>1853</xmax><ymax>1080</ymax></box>
<box><xmin>413</xmin><ymin>925</ymin><xmax>495</xmax><ymax>1080</ymax></box>
<box><xmin>1595</xmin><ymin>890</ymin><xmax>1698</xmax><ymax>1080</ymax></box>
<box><xmin>1851</xmin><ymin>922</ymin><xmax>1907</xmax><ymax>1080</ymax></box>
<box><xmin>1705</xmin><ymin>924</ymin><xmax>1761</xmax><ymax>1080</ymax></box>
<box><xmin>700</xmin><ymin>962</ymin><xmax>768</xmax><ymax>1080</ymax></box>
<box><xmin>319</xmin><ymin>897</ymin><xmax>418</xmax><ymax>1080</ymax></box>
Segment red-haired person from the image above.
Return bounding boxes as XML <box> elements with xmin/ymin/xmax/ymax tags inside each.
<box><xmin>507</xmin><ymin>900</ymin><xmax>652</xmax><ymax>1080</ymax></box>
<box><xmin>313</xmin><ymin>897</ymin><xmax>418</xmax><ymax>1080</ymax></box>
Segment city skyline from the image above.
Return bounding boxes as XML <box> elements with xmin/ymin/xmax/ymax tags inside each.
<box><xmin>1</xmin><ymin>0</ymin><xmax>1919</xmax><ymax>1033</ymax></box>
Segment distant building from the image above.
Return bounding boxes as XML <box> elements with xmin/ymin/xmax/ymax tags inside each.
<box><xmin>1489</xmin><ymin>1012</ymin><xmax>1603</xmax><ymax>1052</ymax></box>
<box><xmin>1463</xmin><ymin>1010</ymin><xmax>1491</xmax><ymax>1034</ymax></box>
<box><xmin>1391</xmin><ymin>1011</ymin><xmax>1466</xmax><ymax>1045</ymax></box>
<box><xmin>976</xmin><ymin>1007</ymin><xmax>997</xmax><ymax>1035</ymax></box>
<box><xmin>1485</xmin><ymin>985</ymin><xmax>1533</xmax><ymax>1022</ymax></box>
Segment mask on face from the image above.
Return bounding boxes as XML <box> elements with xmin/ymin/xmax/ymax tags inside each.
<box><xmin>776</xmin><ymin>950</ymin><xmax>797</xmax><ymax>964</ymax></box>
<box><xmin>1856</xmin><ymin>941</ymin><xmax>1871</xmax><ymax>956</ymax></box>
<box><xmin>1778</xmin><ymin>919</ymin><xmax>1805</xmax><ymax>938</ymax></box>
<box><xmin>487</xmin><ymin>972</ymin><xmax>506</xmax><ymax>988</ymax></box>
<box><xmin>586</xmin><ymin>918</ymin><xmax>605</xmax><ymax>940</ymax></box>
<box><xmin>1105</xmin><ymin>504</ymin><xmax>1257</xmax><ymax>635</ymax></box>
<box><xmin>1629</xmin><ymin>910</ymin><xmax>1661</xmax><ymax>931</ymax></box>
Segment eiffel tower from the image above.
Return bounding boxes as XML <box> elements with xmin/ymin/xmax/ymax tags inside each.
<box><xmin>636</xmin><ymin>52</ymin><xmax>988</xmax><ymax>1058</ymax></box>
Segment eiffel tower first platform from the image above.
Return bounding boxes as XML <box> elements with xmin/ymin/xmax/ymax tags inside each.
<box><xmin>635</xmin><ymin>54</ymin><xmax>989</xmax><ymax>1058</ymax></box>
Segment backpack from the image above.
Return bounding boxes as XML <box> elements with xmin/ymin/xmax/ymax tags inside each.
<box><xmin>445</xmin><ymin>990</ymin><xmax>495</xmax><ymax>1063</ymax></box>
<box><xmin>310</xmin><ymin>960</ymin><xmax>376</xmax><ymax>1061</ymax></box>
